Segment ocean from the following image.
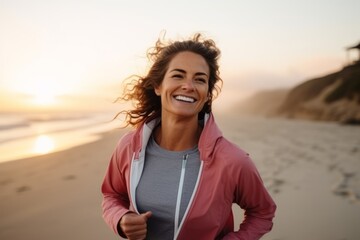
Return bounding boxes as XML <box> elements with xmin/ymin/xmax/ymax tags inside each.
<box><xmin>0</xmin><ymin>111</ymin><xmax>120</xmax><ymax>163</ymax></box>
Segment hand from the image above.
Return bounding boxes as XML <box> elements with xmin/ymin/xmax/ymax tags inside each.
<box><xmin>119</xmin><ymin>211</ymin><xmax>152</xmax><ymax>240</ymax></box>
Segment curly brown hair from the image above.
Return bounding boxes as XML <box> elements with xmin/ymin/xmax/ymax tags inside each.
<box><xmin>115</xmin><ymin>33</ymin><xmax>222</xmax><ymax>127</ymax></box>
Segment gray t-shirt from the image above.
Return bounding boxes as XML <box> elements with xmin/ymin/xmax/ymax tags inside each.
<box><xmin>136</xmin><ymin>136</ymin><xmax>201</xmax><ymax>239</ymax></box>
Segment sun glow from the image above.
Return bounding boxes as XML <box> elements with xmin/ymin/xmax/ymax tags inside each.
<box><xmin>33</xmin><ymin>93</ymin><xmax>57</xmax><ymax>105</ymax></box>
<box><xmin>8</xmin><ymin>70</ymin><xmax>71</xmax><ymax>108</ymax></box>
<box><xmin>33</xmin><ymin>135</ymin><xmax>55</xmax><ymax>154</ymax></box>
<box><xmin>30</xmin><ymin>83</ymin><xmax>59</xmax><ymax>106</ymax></box>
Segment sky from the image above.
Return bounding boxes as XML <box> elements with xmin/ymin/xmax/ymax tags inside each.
<box><xmin>1</xmin><ymin>0</ymin><xmax>359</xmax><ymax>112</ymax></box>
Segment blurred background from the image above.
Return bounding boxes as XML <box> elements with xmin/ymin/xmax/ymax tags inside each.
<box><xmin>1</xmin><ymin>0</ymin><xmax>359</xmax><ymax>160</ymax></box>
<box><xmin>1</xmin><ymin>0</ymin><xmax>359</xmax><ymax>112</ymax></box>
<box><xmin>0</xmin><ymin>0</ymin><xmax>360</xmax><ymax>239</ymax></box>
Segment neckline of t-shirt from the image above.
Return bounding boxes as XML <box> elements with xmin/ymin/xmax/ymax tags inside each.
<box><xmin>149</xmin><ymin>135</ymin><xmax>199</xmax><ymax>157</ymax></box>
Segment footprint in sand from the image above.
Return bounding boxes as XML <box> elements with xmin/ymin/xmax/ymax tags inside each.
<box><xmin>0</xmin><ymin>178</ymin><xmax>13</xmax><ymax>186</ymax></box>
<box><xmin>333</xmin><ymin>171</ymin><xmax>360</xmax><ymax>204</ymax></box>
<box><xmin>63</xmin><ymin>174</ymin><xmax>76</xmax><ymax>180</ymax></box>
<box><xmin>16</xmin><ymin>185</ymin><xmax>31</xmax><ymax>193</ymax></box>
<box><xmin>268</xmin><ymin>178</ymin><xmax>286</xmax><ymax>194</ymax></box>
<box><xmin>350</xmin><ymin>146</ymin><xmax>358</xmax><ymax>153</ymax></box>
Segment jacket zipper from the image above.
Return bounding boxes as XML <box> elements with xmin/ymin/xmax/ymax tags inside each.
<box><xmin>174</xmin><ymin>154</ymin><xmax>189</xmax><ymax>239</ymax></box>
<box><xmin>175</xmin><ymin>161</ymin><xmax>204</xmax><ymax>239</ymax></box>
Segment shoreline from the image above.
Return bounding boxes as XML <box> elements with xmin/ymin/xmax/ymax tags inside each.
<box><xmin>0</xmin><ymin>110</ymin><xmax>120</xmax><ymax>163</ymax></box>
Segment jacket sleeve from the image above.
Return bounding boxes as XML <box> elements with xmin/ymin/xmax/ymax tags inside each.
<box><xmin>101</xmin><ymin>135</ymin><xmax>132</xmax><ymax>236</ymax></box>
<box><xmin>224</xmin><ymin>154</ymin><xmax>276</xmax><ymax>240</ymax></box>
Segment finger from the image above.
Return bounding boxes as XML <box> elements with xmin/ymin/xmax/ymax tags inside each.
<box><xmin>141</xmin><ymin>211</ymin><xmax>152</xmax><ymax>220</ymax></box>
<box><xmin>125</xmin><ymin>228</ymin><xmax>147</xmax><ymax>240</ymax></box>
<box><xmin>121</xmin><ymin>213</ymin><xmax>147</xmax><ymax>225</ymax></box>
<box><xmin>121</xmin><ymin>222</ymin><xmax>146</xmax><ymax>233</ymax></box>
<box><xmin>120</xmin><ymin>212</ymin><xmax>150</xmax><ymax>238</ymax></box>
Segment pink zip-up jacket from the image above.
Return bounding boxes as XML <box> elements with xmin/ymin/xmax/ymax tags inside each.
<box><xmin>101</xmin><ymin>113</ymin><xmax>276</xmax><ymax>239</ymax></box>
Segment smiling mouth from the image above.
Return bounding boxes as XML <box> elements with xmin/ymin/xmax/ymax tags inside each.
<box><xmin>174</xmin><ymin>95</ymin><xmax>196</xmax><ymax>103</ymax></box>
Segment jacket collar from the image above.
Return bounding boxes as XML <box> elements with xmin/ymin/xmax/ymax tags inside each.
<box><xmin>131</xmin><ymin>113</ymin><xmax>223</xmax><ymax>162</ymax></box>
<box><xmin>198</xmin><ymin>113</ymin><xmax>223</xmax><ymax>161</ymax></box>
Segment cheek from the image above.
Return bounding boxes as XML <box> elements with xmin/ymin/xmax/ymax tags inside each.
<box><xmin>202</xmin><ymin>86</ymin><xmax>210</xmax><ymax>99</ymax></box>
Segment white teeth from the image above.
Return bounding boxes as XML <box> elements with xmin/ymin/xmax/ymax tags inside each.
<box><xmin>175</xmin><ymin>95</ymin><xmax>195</xmax><ymax>103</ymax></box>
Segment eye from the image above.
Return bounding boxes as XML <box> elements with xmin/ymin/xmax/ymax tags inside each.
<box><xmin>172</xmin><ymin>74</ymin><xmax>183</xmax><ymax>79</ymax></box>
<box><xmin>195</xmin><ymin>78</ymin><xmax>207</xmax><ymax>83</ymax></box>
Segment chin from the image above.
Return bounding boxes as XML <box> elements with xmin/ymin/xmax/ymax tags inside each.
<box><xmin>173</xmin><ymin>111</ymin><xmax>201</xmax><ymax>118</ymax></box>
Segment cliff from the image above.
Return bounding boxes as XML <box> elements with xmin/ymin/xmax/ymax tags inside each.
<box><xmin>277</xmin><ymin>62</ymin><xmax>360</xmax><ymax>123</ymax></box>
<box><xmin>236</xmin><ymin>62</ymin><xmax>360</xmax><ymax>123</ymax></box>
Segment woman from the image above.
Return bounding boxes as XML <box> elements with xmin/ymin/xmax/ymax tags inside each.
<box><xmin>101</xmin><ymin>33</ymin><xmax>276</xmax><ymax>240</ymax></box>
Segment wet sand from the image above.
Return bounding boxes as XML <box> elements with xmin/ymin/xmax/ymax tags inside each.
<box><xmin>1</xmin><ymin>114</ymin><xmax>359</xmax><ymax>239</ymax></box>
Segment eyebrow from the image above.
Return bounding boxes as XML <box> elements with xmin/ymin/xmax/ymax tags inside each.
<box><xmin>170</xmin><ymin>68</ymin><xmax>208</xmax><ymax>77</ymax></box>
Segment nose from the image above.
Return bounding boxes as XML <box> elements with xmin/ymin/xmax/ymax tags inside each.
<box><xmin>181</xmin><ymin>79</ymin><xmax>195</xmax><ymax>91</ymax></box>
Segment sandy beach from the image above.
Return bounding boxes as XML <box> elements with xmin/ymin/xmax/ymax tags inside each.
<box><xmin>1</xmin><ymin>114</ymin><xmax>360</xmax><ymax>240</ymax></box>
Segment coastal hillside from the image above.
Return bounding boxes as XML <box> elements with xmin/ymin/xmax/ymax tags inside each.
<box><xmin>236</xmin><ymin>62</ymin><xmax>360</xmax><ymax>123</ymax></box>
<box><xmin>277</xmin><ymin>62</ymin><xmax>360</xmax><ymax>123</ymax></box>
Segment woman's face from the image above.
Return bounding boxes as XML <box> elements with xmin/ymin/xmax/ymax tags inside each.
<box><xmin>155</xmin><ymin>51</ymin><xmax>210</xmax><ymax>119</ymax></box>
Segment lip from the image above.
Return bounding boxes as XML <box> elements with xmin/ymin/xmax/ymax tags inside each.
<box><xmin>173</xmin><ymin>95</ymin><xmax>197</xmax><ymax>103</ymax></box>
